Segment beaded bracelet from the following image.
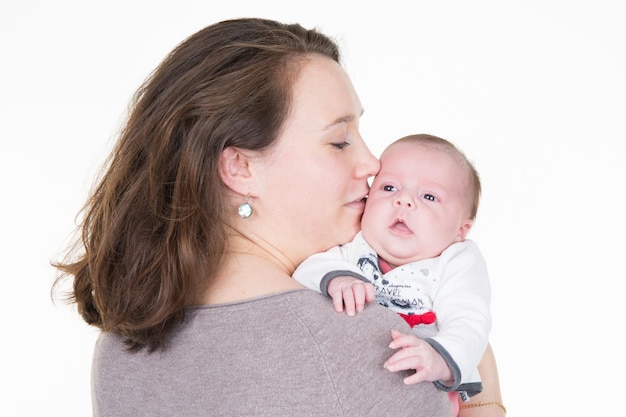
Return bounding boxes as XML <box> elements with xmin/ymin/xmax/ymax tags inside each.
<box><xmin>459</xmin><ymin>401</ymin><xmax>507</xmax><ymax>415</ymax></box>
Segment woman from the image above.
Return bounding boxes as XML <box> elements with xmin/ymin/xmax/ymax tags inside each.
<box><xmin>53</xmin><ymin>18</ymin><xmax>502</xmax><ymax>416</ymax></box>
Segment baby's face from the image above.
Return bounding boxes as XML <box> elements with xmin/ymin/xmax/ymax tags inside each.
<box><xmin>361</xmin><ymin>141</ymin><xmax>473</xmax><ymax>267</ymax></box>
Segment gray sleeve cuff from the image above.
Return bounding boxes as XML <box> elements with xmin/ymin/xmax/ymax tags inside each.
<box><xmin>319</xmin><ymin>270</ymin><xmax>370</xmax><ymax>297</ymax></box>
<box><xmin>425</xmin><ymin>338</ymin><xmax>462</xmax><ymax>392</ymax></box>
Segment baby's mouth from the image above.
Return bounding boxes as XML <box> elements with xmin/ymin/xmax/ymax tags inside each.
<box><xmin>390</xmin><ymin>219</ymin><xmax>412</xmax><ymax>234</ymax></box>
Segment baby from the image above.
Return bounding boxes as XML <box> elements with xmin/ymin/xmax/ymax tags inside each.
<box><xmin>294</xmin><ymin>134</ymin><xmax>491</xmax><ymax>402</ymax></box>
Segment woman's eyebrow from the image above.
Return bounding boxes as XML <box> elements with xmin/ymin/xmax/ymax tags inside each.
<box><xmin>323</xmin><ymin>109</ymin><xmax>364</xmax><ymax>130</ymax></box>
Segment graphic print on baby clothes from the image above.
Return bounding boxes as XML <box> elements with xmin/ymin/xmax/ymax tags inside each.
<box><xmin>356</xmin><ymin>254</ymin><xmax>389</xmax><ymax>307</ymax></box>
<box><xmin>378</xmin><ymin>266</ymin><xmax>434</xmax><ymax>315</ymax></box>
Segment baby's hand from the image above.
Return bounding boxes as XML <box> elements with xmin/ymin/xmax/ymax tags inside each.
<box><xmin>384</xmin><ymin>329</ymin><xmax>453</xmax><ymax>385</ymax></box>
<box><xmin>327</xmin><ymin>276</ymin><xmax>375</xmax><ymax>316</ymax></box>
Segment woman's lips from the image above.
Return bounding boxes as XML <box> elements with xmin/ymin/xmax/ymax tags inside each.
<box><xmin>345</xmin><ymin>193</ymin><xmax>368</xmax><ymax>212</ymax></box>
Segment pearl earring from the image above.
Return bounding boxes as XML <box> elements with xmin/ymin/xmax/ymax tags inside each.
<box><xmin>237</xmin><ymin>194</ymin><xmax>253</xmax><ymax>219</ymax></box>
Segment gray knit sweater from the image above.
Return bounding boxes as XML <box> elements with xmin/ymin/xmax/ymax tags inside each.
<box><xmin>92</xmin><ymin>289</ymin><xmax>452</xmax><ymax>416</ymax></box>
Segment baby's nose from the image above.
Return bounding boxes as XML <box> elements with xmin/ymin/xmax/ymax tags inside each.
<box><xmin>394</xmin><ymin>194</ymin><xmax>415</xmax><ymax>208</ymax></box>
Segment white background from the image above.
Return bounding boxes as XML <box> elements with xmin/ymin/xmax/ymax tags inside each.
<box><xmin>2</xmin><ymin>1</ymin><xmax>624</xmax><ymax>416</ymax></box>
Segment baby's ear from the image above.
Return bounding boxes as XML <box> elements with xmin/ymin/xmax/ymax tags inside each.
<box><xmin>219</xmin><ymin>147</ymin><xmax>253</xmax><ymax>194</ymax></box>
<box><xmin>456</xmin><ymin>219</ymin><xmax>474</xmax><ymax>242</ymax></box>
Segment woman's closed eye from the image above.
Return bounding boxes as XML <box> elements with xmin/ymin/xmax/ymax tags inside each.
<box><xmin>331</xmin><ymin>141</ymin><xmax>350</xmax><ymax>150</ymax></box>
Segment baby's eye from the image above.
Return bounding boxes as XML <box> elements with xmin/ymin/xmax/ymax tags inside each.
<box><xmin>422</xmin><ymin>193</ymin><xmax>437</xmax><ymax>202</ymax></box>
<box><xmin>383</xmin><ymin>185</ymin><xmax>397</xmax><ymax>192</ymax></box>
<box><xmin>331</xmin><ymin>141</ymin><xmax>350</xmax><ymax>150</ymax></box>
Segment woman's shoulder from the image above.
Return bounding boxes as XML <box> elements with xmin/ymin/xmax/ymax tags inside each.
<box><xmin>245</xmin><ymin>288</ymin><xmax>414</xmax><ymax>333</ymax></box>
<box><xmin>283</xmin><ymin>289</ymin><xmax>408</xmax><ymax>329</ymax></box>
<box><xmin>93</xmin><ymin>289</ymin><xmax>450</xmax><ymax>416</ymax></box>
<box><xmin>282</xmin><ymin>290</ymin><xmax>451</xmax><ymax>415</ymax></box>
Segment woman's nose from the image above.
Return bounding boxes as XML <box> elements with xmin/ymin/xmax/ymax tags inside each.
<box><xmin>350</xmin><ymin>128</ymin><xmax>381</xmax><ymax>179</ymax></box>
<box><xmin>360</xmin><ymin>150</ymin><xmax>380</xmax><ymax>179</ymax></box>
<box><xmin>355</xmin><ymin>145</ymin><xmax>381</xmax><ymax>180</ymax></box>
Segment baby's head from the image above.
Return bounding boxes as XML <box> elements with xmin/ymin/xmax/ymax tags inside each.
<box><xmin>388</xmin><ymin>134</ymin><xmax>481</xmax><ymax>219</ymax></box>
<box><xmin>361</xmin><ymin>134</ymin><xmax>481</xmax><ymax>267</ymax></box>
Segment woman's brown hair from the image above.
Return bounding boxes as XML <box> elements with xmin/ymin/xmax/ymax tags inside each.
<box><xmin>52</xmin><ymin>18</ymin><xmax>341</xmax><ymax>351</ymax></box>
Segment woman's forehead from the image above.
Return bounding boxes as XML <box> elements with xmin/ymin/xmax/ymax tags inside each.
<box><xmin>288</xmin><ymin>55</ymin><xmax>361</xmax><ymax>129</ymax></box>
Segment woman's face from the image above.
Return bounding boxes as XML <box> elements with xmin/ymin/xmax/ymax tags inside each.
<box><xmin>255</xmin><ymin>54</ymin><xmax>379</xmax><ymax>265</ymax></box>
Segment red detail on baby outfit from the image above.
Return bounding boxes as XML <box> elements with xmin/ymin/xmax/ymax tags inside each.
<box><xmin>379</xmin><ymin>258</ymin><xmax>437</xmax><ymax>328</ymax></box>
<box><xmin>379</xmin><ymin>258</ymin><xmax>392</xmax><ymax>273</ymax></box>
<box><xmin>398</xmin><ymin>311</ymin><xmax>437</xmax><ymax>327</ymax></box>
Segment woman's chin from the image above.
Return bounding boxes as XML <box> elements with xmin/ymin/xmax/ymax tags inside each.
<box><xmin>338</xmin><ymin>224</ymin><xmax>360</xmax><ymax>245</ymax></box>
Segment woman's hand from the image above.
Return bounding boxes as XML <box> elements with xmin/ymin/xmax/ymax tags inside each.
<box><xmin>327</xmin><ymin>276</ymin><xmax>375</xmax><ymax>316</ymax></box>
<box><xmin>384</xmin><ymin>329</ymin><xmax>452</xmax><ymax>385</ymax></box>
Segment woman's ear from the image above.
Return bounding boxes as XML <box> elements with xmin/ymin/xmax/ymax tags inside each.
<box><xmin>219</xmin><ymin>147</ymin><xmax>253</xmax><ymax>194</ymax></box>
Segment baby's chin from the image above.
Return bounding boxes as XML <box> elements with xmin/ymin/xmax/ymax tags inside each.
<box><xmin>382</xmin><ymin>255</ymin><xmax>425</xmax><ymax>270</ymax></box>
<box><xmin>377</xmin><ymin>245</ymin><xmax>432</xmax><ymax>268</ymax></box>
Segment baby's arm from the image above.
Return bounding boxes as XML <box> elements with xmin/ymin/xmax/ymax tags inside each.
<box><xmin>293</xmin><ymin>242</ymin><xmax>374</xmax><ymax>316</ymax></box>
<box><xmin>428</xmin><ymin>240</ymin><xmax>492</xmax><ymax>393</ymax></box>
<box><xmin>384</xmin><ymin>329</ymin><xmax>453</xmax><ymax>385</ymax></box>
<box><xmin>293</xmin><ymin>245</ymin><xmax>362</xmax><ymax>292</ymax></box>
<box><xmin>293</xmin><ymin>233</ymin><xmax>377</xmax><ymax>315</ymax></box>
<box><xmin>327</xmin><ymin>276</ymin><xmax>375</xmax><ymax>316</ymax></box>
